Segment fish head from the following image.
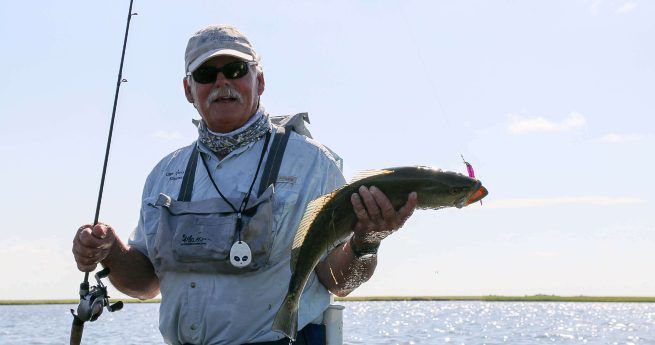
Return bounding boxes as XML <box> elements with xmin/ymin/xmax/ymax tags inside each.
<box><xmin>415</xmin><ymin>168</ymin><xmax>488</xmax><ymax>209</ymax></box>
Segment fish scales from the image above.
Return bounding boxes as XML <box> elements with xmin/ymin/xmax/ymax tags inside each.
<box><xmin>272</xmin><ymin>166</ymin><xmax>488</xmax><ymax>340</ymax></box>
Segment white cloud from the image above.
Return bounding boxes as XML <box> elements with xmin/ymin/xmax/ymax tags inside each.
<box><xmin>508</xmin><ymin>112</ymin><xmax>586</xmax><ymax>134</ymax></box>
<box><xmin>485</xmin><ymin>196</ymin><xmax>644</xmax><ymax>209</ymax></box>
<box><xmin>602</xmin><ymin>133</ymin><xmax>643</xmax><ymax>143</ymax></box>
<box><xmin>617</xmin><ymin>1</ymin><xmax>638</xmax><ymax>13</ymax></box>
<box><xmin>152</xmin><ymin>130</ymin><xmax>183</xmax><ymax>140</ymax></box>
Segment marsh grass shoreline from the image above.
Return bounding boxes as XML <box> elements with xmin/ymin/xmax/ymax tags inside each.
<box><xmin>2</xmin><ymin>295</ymin><xmax>655</xmax><ymax>305</ymax></box>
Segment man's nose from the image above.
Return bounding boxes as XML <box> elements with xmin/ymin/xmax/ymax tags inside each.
<box><xmin>212</xmin><ymin>71</ymin><xmax>230</xmax><ymax>86</ymax></box>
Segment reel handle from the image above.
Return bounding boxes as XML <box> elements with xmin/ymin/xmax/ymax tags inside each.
<box><xmin>109</xmin><ymin>301</ymin><xmax>124</xmax><ymax>312</ymax></box>
<box><xmin>96</xmin><ymin>267</ymin><xmax>111</xmax><ymax>280</ymax></box>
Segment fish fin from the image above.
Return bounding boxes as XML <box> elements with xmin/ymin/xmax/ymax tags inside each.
<box><xmin>291</xmin><ymin>192</ymin><xmax>335</xmax><ymax>270</ymax></box>
<box><xmin>272</xmin><ymin>295</ymin><xmax>299</xmax><ymax>341</ymax></box>
<box><xmin>348</xmin><ymin>169</ymin><xmax>393</xmax><ymax>184</ymax></box>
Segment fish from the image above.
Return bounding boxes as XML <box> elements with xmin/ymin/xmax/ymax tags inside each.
<box><xmin>272</xmin><ymin>166</ymin><xmax>489</xmax><ymax>340</ymax></box>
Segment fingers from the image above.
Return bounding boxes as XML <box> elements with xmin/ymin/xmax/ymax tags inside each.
<box><xmin>350</xmin><ymin>186</ymin><xmax>416</xmax><ymax>244</ymax></box>
<box><xmin>369</xmin><ymin>186</ymin><xmax>397</xmax><ymax>225</ymax></box>
<box><xmin>351</xmin><ymin>192</ymin><xmax>368</xmax><ymax>223</ymax></box>
<box><xmin>352</xmin><ymin>186</ymin><xmax>395</xmax><ymax>224</ymax></box>
<box><xmin>397</xmin><ymin>192</ymin><xmax>418</xmax><ymax>225</ymax></box>
<box><xmin>357</xmin><ymin>186</ymin><xmax>381</xmax><ymax>220</ymax></box>
<box><xmin>72</xmin><ymin>239</ymin><xmax>101</xmax><ymax>272</ymax></box>
<box><xmin>91</xmin><ymin>223</ymin><xmax>115</xmax><ymax>249</ymax></box>
<box><xmin>78</xmin><ymin>227</ymin><xmax>105</xmax><ymax>248</ymax></box>
<box><xmin>351</xmin><ymin>186</ymin><xmax>405</xmax><ymax>239</ymax></box>
<box><xmin>72</xmin><ymin>248</ymin><xmax>100</xmax><ymax>272</ymax></box>
<box><xmin>91</xmin><ymin>224</ymin><xmax>109</xmax><ymax>240</ymax></box>
<box><xmin>72</xmin><ymin>223</ymin><xmax>115</xmax><ymax>272</ymax></box>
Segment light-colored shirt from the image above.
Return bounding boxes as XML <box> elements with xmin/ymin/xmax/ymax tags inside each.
<box><xmin>129</xmin><ymin>126</ymin><xmax>345</xmax><ymax>345</ymax></box>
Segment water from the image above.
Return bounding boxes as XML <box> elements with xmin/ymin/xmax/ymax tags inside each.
<box><xmin>1</xmin><ymin>301</ymin><xmax>654</xmax><ymax>344</ymax></box>
<box><xmin>345</xmin><ymin>302</ymin><xmax>655</xmax><ymax>344</ymax></box>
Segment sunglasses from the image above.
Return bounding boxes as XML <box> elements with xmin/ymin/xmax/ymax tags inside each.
<box><xmin>189</xmin><ymin>61</ymin><xmax>256</xmax><ymax>84</ymax></box>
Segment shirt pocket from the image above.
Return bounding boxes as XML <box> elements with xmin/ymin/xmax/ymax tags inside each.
<box><xmin>171</xmin><ymin>213</ymin><xmax>236</xmax><ymax>263</ymax></box>
<box><xmin>268</xmin><ymin>176</ymin><xmax>301</xmax><ymax>263</ymax></box>
<box><xmin>272</xmin><ymin>175</ymin><xmax>300</xmax><ymax>215</ymax></box>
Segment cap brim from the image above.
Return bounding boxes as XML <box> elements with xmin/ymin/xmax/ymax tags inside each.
<box><xmin>187</xmin><ymin>49</ymin><xmax>254</xmax><ymax>72</ymax></box>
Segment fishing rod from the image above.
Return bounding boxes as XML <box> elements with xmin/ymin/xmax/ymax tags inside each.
<box><xmin>70</xmin><ymin>1</ymin><xmax>137</xmax><ymax>344</ymax></box>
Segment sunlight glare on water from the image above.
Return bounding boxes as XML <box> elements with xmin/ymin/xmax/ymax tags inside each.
<box><xmin>343</xmin><ymin>301</ymin><xmax>655</xmax><ymax>345</ymax></box>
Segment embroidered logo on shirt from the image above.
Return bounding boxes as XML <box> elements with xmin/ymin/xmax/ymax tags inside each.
<box><xmin>166</xmin><ymin>169</ymin><xmax>185</xmax><ymax>181</ymax></box>
<box><xmin>181</xmin><ymin>234</ymin><xmax>210</xmax><ymax>245</ymax></box>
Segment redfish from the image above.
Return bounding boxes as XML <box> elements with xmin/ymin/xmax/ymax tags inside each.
<box><xmin>272</xmin><ymin>167</ymin><xmax>488</xmax><ymax>340</ymax></box>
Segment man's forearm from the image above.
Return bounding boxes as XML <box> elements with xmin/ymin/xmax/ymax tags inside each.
<box><xmin>315</xmin><ymin>238</ymin><xmax>377</xmax><ymax>297</ymax></box>
<box><xmin>101</xmin><ymin>238</ymin><xmax>160</xmax><ymax>300</ymax></box>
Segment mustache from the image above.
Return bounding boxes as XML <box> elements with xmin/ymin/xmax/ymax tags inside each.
<box><xmin>206</xmin><ymin>86</ymin><xmax>244</xmax><ymax>105</ymax></box>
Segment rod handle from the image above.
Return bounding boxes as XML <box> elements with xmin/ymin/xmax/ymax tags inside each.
<box><xmin>70</xmin><ymin>312</ymin><xmax>85</xmax><ymax>345</ymax></box>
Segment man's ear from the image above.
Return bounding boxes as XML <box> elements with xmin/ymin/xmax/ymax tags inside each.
<box><xmin>257</xmin><ymin>72</ymin><xmax>265</xmax><ymax>96</ymax></box>
<box><xmin>183</xmin><ymin>77</ymin><xmax>194</xmax><ymax>103</ymax></box>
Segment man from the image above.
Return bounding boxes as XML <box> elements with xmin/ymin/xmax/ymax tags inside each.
<box><xmin>72</xmin><ymin>24</ymin><xmax>417</xmax><ymax>345</ymax></box>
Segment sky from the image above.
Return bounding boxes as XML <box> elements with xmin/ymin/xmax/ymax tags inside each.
<box><xmin>0</xmin><ymin>0</ymin><xmax>653</xmax><ymax>300</ymax></box>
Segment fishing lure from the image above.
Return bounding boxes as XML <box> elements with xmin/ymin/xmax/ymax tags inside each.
<box><xmin>460</xmin><ymin>154</ymin><xmax>475</xmax><ymax>178</ymax></box>
<box><xmin>461</xmin><ymin>154</ymin><xmax>482</xmax><ymax>205</ymax></box>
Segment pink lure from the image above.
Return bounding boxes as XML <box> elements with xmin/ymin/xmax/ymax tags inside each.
<box><xmin>461</xmin><ymin>154</ymin><xmax>481</xmax><ymax>205</ymax></box>
<box><xmin>461</xmin><ymin>154</ymin><xmax>475</xmax><ymax>178</ymax></box>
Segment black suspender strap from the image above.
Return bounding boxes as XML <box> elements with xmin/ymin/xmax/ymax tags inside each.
<box><xmin>178</xmin><ymin>144</ymin><xmax>199</xmax><ymax>202</ymax></box>
<box><xmin>257</xmin><ymin>126</ymin><xmax>292</xmax><ymax>197</ymax></box>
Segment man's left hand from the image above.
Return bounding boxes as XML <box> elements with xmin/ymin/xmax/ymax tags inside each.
<box><xmin>350</xmin><ymin>186</ymin><xmax>418</xmax><ymax>251</ymax></box>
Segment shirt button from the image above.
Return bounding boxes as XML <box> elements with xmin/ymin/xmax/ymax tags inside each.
<box><xmin>190</xmin><ymin>282</ymin><xmax>196</xmax><ymax>288</ymax></box>
<box><xmin>190</xmin><ymin>324</ymin><xmax>197</xmax><ymax>331</ymax></box>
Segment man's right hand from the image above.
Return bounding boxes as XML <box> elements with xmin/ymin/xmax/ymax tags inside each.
<box><xmin>72</xmin><ymin>223</ymin><xmax>117</xmax><ymax>272</ymax></box>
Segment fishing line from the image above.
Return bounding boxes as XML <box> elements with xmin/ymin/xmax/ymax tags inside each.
<box><xmin>398</xmin><ymin>2</ymin><xmax>452</xmax><ymax>128</ymax></box>
<box><xmin>399</xmin><ymin>3</ymin><xmax>482</xmax><ymax>173</ymax></box>
<box><xmin>71</xmin><ymin>1</ymin><xmax>137</xmax><ymax>344</ymax></box>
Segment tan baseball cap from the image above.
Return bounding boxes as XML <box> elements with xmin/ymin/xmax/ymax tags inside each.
<box><xmin>185</xmin><ymin>24</ymin><xmax>259</xmax><ymax>73</ymax></box>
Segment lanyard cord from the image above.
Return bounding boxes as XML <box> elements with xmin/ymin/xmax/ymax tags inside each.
<box><xmin>199</xmin><ymin>130</ymin><xmax>272</xmax><ymax>240</ymax></box>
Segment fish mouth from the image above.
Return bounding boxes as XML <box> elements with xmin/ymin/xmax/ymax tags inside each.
<box><xmin>455</xmin><ymin>181</ymin><xmax>489</xmax><ymax>208</ymax></box>
<box><xmin>466</xmin><ymin>185</ymin><xmax>488</xmax><ymax>205</ymax></box>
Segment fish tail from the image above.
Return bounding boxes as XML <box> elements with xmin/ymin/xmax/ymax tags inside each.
<box><xmin>272</xmin><ymin>295</ymin><xmax>299</xmax><ymax>341</ymax></box>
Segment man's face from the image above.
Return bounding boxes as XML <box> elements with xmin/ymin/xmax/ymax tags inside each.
<box><xmin>184</xmin><ymin>55</ymin><xmax>265</xmax><ymax>133</ymax></box>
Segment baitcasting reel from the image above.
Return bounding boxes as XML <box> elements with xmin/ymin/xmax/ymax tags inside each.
<box><xmin>71</xmin><ymin>267</ymin><xmax>123</xmax><ymax>322</ymax></box>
